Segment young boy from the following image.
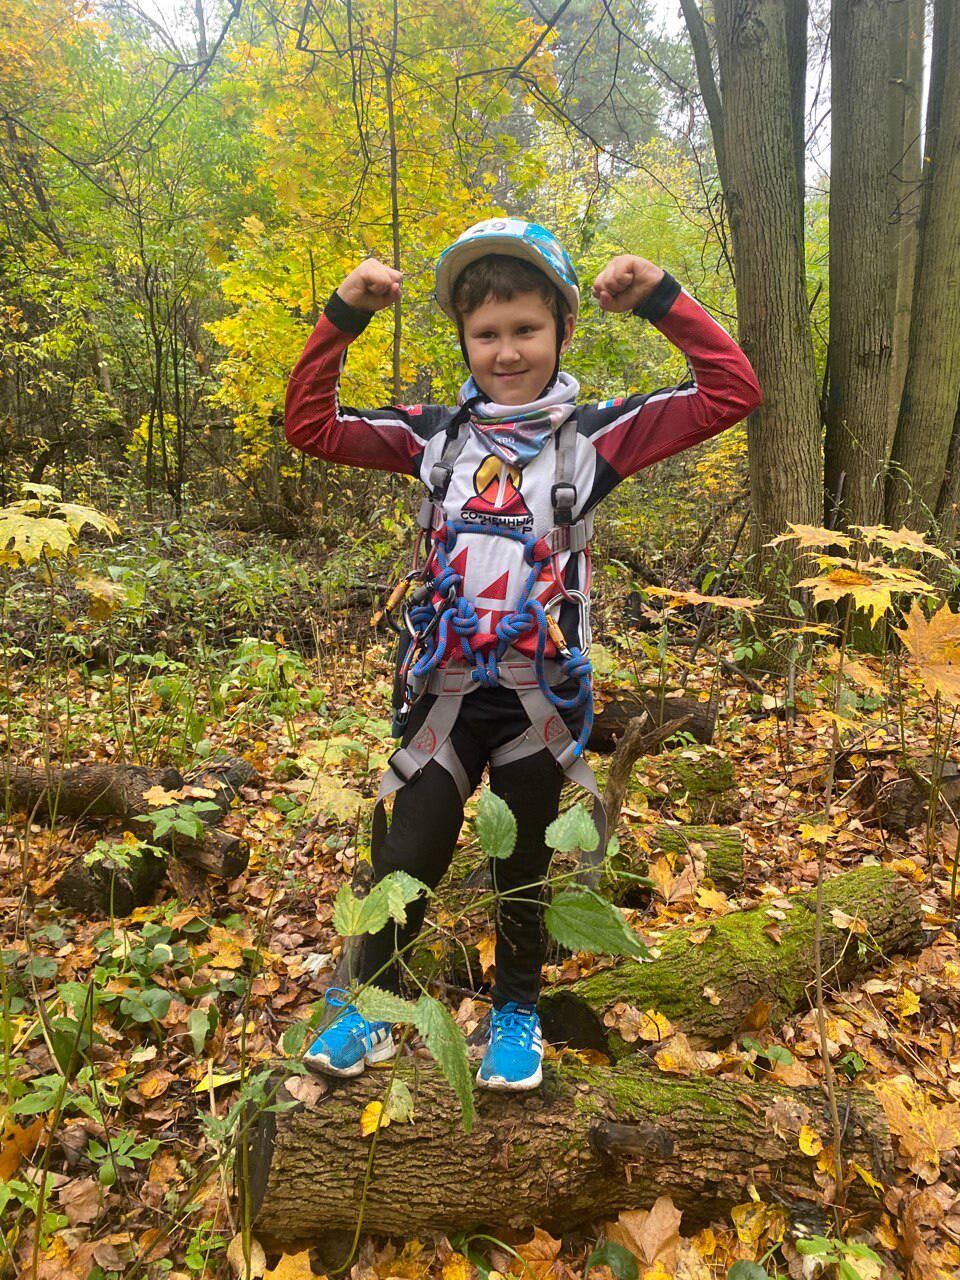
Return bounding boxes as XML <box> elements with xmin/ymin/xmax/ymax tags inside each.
<box><xmin>285</xmin><ymin>217</ymin><xmax>760</xmax><ymax>1090</ymax></box>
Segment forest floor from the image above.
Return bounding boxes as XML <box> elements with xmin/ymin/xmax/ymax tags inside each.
<box><xmin>1</xmin><ymin>527</ymin><xmax>959</xmax><ymax>1280</ymax></box>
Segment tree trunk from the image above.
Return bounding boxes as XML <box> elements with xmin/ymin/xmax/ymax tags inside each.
<box><xmin>539</xmin><ymin>866</ymin><xmax>921</xmax><ymax>1056</ymax></box>
<box><xmin>247</xmin><ymin>1058</ymin><xmax>890</xmax><ymax>1248</ymax></box>
<box><xmin>885</xmin><ymin>0</ymin><xmax>925</xmax><ymax>454</ymax></box>
<box><xmin>935</xmin><ymin>390</ymin><xmax>960</xmax><ymax>537</ymax></box>
<box><xmin>886</xmin><ymin>0</ymin><xmax>960</xmax><ymax>528</ymax></box>
<box><xmin>713</xmin><ymin>0</ymin><xmax>822</xmax><ymax>548</ymax></box>
<box><xmin>644</xmin><ymin>823</ymin><xmax>745</xmax><ymax>891</ymax></box>
<box><xmin>824</xmin><ymin>0</ymin><xmax>895</xmax><ymax>527</ymax></box>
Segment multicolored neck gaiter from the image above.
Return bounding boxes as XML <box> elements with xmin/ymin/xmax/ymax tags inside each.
<box><xmin>459</xmin><ymin>372</ymin><xmax>580</xmax><ymax>469</ymax></box>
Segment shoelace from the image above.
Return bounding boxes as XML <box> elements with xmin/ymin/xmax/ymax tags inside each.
<box><xmin>323</xmin><ymin>988</ymin><xmax>376</xmax><ymax>1046</ymax></box>
<box><xmin>492</xmin><ymin>1006</ymin><xmax>538</xmax><ymax>1049</ymax></box>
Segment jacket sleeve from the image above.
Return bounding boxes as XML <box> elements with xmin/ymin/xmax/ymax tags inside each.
<box><xmin>284</xmin><ymin>292</ymin><xmax>448</xmax><ymax>476</ymax></box>
<box><xmin>578</xmin><ymin>273</ymin><xmax>762</xmax><ymax>484</ymax></box>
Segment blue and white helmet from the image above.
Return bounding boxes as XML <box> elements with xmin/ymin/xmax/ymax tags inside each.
<box><xmin>435</xmin><ymin>217</ymin><xmax>580</xmax><ymax>323</ymax></box>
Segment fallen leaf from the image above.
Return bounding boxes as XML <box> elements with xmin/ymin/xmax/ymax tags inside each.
<box><xmin>0</xmin><ymin>1114</ymin><xmax>44</xmax><ymax>1180</ymax></box>
<box><xmin>283</xmin><ymin>1075</ymin><xmax>327</xmax><ymax>1106</ymax></box>
<box><xmin>58</xmin><ymin>1177</ymin><xmax>101</xmax><ymax>1226</ymax></box>
<box><xmin>227</xmin><ymin>1233</ymin><xmax>267</xmax><ymax>1279</ymax></box>
<box><xmin>872</xmin><ymin>1076</ymin><xmax>960</xmax><ymax>1183</ymax></box>
<box><xmin>510</xmin><ymin>1227</ymin><xmax>562</xmax><ymax>1278</ymax></box>
<box><xmin>141</xmin><ymin>785</ymin><xmax>185</xmax><ymax>806</ymax></box>
<box><xmin>605</xmin><ymin>1196</ymin><xmax>682</xmax><ymax>1267</ymax></box>
<box><xmin>360</xmin><ymin>1100</ymin><xmax>387</xmax><ymax>1136</ymax></box>
<box><xmin>263</xmin><ymin>1250</ymin><xmax>314</xmax><ymax>1280</ymax></box>
<box><xmin>798</xmin><ymin>1125</ymin><xmax>823</xmax><ymax>1156</ymax></box>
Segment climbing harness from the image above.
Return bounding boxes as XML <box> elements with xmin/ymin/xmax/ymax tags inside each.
<box><xmin>374</xmin><ymin>408</ymin><xmax>608</xmax><ymax>883</ymax></box>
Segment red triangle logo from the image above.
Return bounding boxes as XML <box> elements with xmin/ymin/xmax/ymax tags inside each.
<box><xmin>477</xmin><ymin>570</ymin><xmax>509</xmax><ymax>601</ymax></box>
<box><xmin>449</xmin><ymin>547</ymin><xmax>469</xmax><ymax>577</ymax></box>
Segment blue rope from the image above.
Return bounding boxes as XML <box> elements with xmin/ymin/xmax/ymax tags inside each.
<box><xmin>407</xmin><ymin>519</ymin><xmax>593</xmax><ymax>755</ymax></box>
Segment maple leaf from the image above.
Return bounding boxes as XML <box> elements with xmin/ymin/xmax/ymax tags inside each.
<box><xmin>645</xmin><ymin>585</ymin><xmax>761</xmax><ymax>611</ymax></box>
<box><xmin>854</xmin><ymin>523</ymin><xmax>948</xmax><ymax>560</ymax></box>
<box><xmin>872</xmin><ymin>1075</ymin><xmax>960</xmax><ymax>1183</ymax></box>
<box><xmin>767</xmin><ymin>523</ymin><xmax>854</xmax><ymax>551</ymax></box>
<box><xmin>605</xmin><ymin>1196</ymin><xmax>682</xmax><ymax>1268</ymax></box>
<box><xmin>141</xmin><ymin>785</ymin><xmax>186</xmax><ymax>806</ymax></box>
<box><xmin>263</xmin><ymin>1250</ymin><xmax>314</xmax><ymax>1280</ymax></box>
<box><xmin>509</xmin><ymin>1227</ymin><xmax>563</xmax><ymax>1279</ymax></box>
<box><xmin>895</xmin><ymin>601</ymin><xmax>960</xmax><ymax>702</ymax></box>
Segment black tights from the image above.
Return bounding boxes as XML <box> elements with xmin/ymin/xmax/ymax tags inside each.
<box><xmin>359</xmin><ymin>683</ymin><xmax>583</xmax><ymax>1006</ymax></box>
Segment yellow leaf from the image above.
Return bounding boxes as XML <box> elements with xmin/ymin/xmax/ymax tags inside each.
<box><xmin>442</xmin><ymin>1253</ymin><xmax>475</xmax><ymax>1280</ymax></box>
<box><xmin>767</xmin><ymin>523</ymin><xmax>853</xmax><ymax>551</ymax></box>
<box><xmin>895</xmin><ymin>987</ymin><xmax>921</xmax><ymax>1019</ymax></box>
<box><xmin>872</xmin><ymin>1075</ymin><xmax>960</xmax><ymax>1182</ymax></box>
<box><xmin>695</xmin><ymin>885</ymin><xmax>729</xmax><ymax>913</ymax></box>
<box><xmin>0</xmin><ymin>1113</ymin><xmax>44</xmax><ymax>1180</ymax></box>
<box><xmin>798</xmin><ymin>1125</ymin><xmax>823</xmax><ymax>1156</ymax></box>
<box><xmin>263</xmin><ymin>1249</ymin><xmax>314</xmax><ymax>1280</ymax></box>
<box><xmin>645</xmin><ymin>585</ymin><xmax>760</xmax><ymax>611</ymax></box>
<box><xmin>141</xmin><ymin>785</ymin><xmax>186</xmax><ymax>807</ymax></box>
<box><xmin>854</xmin><ymin>524</ymin><xmax>947</xmax><ymax>559</ymax></box>
<box><xmin>193</xmin><ymin>1067</ymin><xmax>242</xmax><ymax>1092</ymax></box>
<box><xmin>895</xmin><ymin>601</ymin><xmax>960</xmax><ymax>702</ymax></box>
<box><xmin>477</xmin><ymin>933</ymin><xmax>497</xmax><ymax>976</ymax></box>
<box><xmin>637</xmin><ymin>1009</ymin><xmax>675</xmax><ymax>1042</ymax></box>
<box><xmin>850</xmin><ymin>1160</ymin><xmax>884</xmax><ymax>1194</ymax></box>
<box><xmin>799</xmin><ymin>822</ymin><xmax>832</xmax><ymax>845</ymax></box>
<box><xmin>360</xmin><ymin>1100</ymin><xmax>388</xmax><ymax>1136</ymax></box>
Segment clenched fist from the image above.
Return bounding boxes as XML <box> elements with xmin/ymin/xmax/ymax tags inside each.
<box><xmin>337</xmin><ymin>258</ymin><xmax>403</xmax><ymax>313</ymax></box>
<box><xmin>593</xmin><ymin>255</ymin><xmax>665</xmax><ymax>313</ymax></box>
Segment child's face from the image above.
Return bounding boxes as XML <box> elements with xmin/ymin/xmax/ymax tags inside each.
<box><xmin>461</xmin><ymin>290</ymin><xmax>574</xmax><ymax>405</ymax></box>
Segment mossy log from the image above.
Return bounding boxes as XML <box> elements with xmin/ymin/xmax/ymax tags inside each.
<box><xmin>3</xmin><ymin>763</ymin><xmax>183</xmax><ymax>822</ymax></box>
<box><xmin>246</xmin><ymin>1057</ymin><xmax>890</xmax><ymax>1247</ymax></box>
<box><xmin>648</xmin><ymin>824</ymin><xmax>745</xmax><ymax>891</ymax></box>
<box><xmin>633</xmin><ymin>745</ymin><xmax>739</xmax><ymax>823</ymax></box>
<box><xmin>590</xmin><ymin>692</ymin><xmax>715</xmax><ymax>753</ymax></box>
<box><xmin>540</xmin><ymin>866</ymin><xmax>921</xmax><ymax>1057</ymax></box>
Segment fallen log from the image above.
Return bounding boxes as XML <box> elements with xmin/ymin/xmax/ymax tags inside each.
<box><xmin>3</xmin><ymin>763</ymin><xmax>182</xmax><ymax>822</ymax></box>
<box><xmin>539</xmin><ymin>866</ymin><xmax>922</xmax><ymax>1057</ymax></box>
<box><xmin>633</xmin><ymin>745</ymin><xmax>740</xmax><ymax>824</ymax></box>
<box><xmin>45</xmin><ymin>757</ymin><xmax>260</xmax><ymax>915</ymax></box>
<box><xmin>589</xmin><ymin>692</ymin><xmax>715</xmax><ymax>753</ymax></box>
<box><xmin>246</xmin><ymin>1056</ymin><xmax>891</xmax><ymax>1247</ymax></box>
<box><xmin>646</xmin><ymin>824</ymin><xmax>745</xmax><ymax>892</ymax></box>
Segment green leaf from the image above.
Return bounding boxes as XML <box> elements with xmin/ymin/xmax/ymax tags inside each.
<box><xmin>188</xmin><ymin>1006</ymin><xmax>212</xmax><ymax>1055</ymax></box>
<box><xmin>545</xmin><ymin>803</ymin><xmax>599</xmax><ymax>853</ymax></box>
<box><xmin>584</xmin><ymin>1242</ymin><xmax>638</xmax><ymax>1280</ymax></box>
<box><xmin>332</xmin><ymin>883</ymin><xmax>391</xmax><ymax>937</ymax></box>
<box><xmin>545</xmin><ymin>889</ymin><xmax>648</xmax><ymax>959</ymax></box>
<box><xmin>356</xmin><ymin>986</ymin><xmax>418</xmax><ymax>1025</ymax></box>
<box><xmin>727</xmin><ymin>1265</ymin><xmax>771</xmax><ymax>1280</ymax></box>
<box><xmin>383</xmin><ymin>1078</ymin><xmax>415</xmax><ymax>1123</ymax></box>
<box><xmin>377</xmin><ymin>870</ymin><xmax>431</xmax><ymax>926</ymax></box>
<box><xmin>475</xmin><ymin>787</ymin><xmax>517</xmax><ymax>860</ymax></box>
<box><xmin>795</xmin><ymin>1236</ymin><xmax>833</xmax><ymax>1257</ymax></box>
<box><xmin>282</xmin><ymin>1019</ymin><xmax>311</xmax><ymax>1057</ymax></box>
<box><xmin>838</xmin><ymin>1263</ymin><xmax>864</xmax><ymax>1280</ymax></box>
<box><xmin>414</xmin><ymin>994</ymin><xmax>474</xmax><ymax>1133</ymax></box>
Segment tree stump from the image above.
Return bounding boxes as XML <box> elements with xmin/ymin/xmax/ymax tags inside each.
<box><xmin>245</xmin><ymin>1056</ymin><xmax>891</xmax><ymax>1248</ymax></box>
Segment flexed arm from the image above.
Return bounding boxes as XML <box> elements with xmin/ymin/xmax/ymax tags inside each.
<box><xmin>285</xmin><ymin>260</ymin><xmax>441</xmax><ymax>475</ymax></box>
<box><xmin>582</xmin><ymin>255</ymin><xmax>761</xmax><ymax>485</ymax></box>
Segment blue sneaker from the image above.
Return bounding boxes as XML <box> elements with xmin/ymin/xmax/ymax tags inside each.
<box><xmin>476</xmin><ymin>1001</ymin><xmax>543</xmax><ymax>1091</ymax></box>
<box><xmin>302</xmin><ymin>988</ymin><xmax>395</xmax><ymax>1078</ymax></box>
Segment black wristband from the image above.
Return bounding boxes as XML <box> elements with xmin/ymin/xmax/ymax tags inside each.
<box><xmin>632</xmin><ymin>272</ymin><xmax>682</xmax><ymax>322</ymax></box>
<box><xmin>324</xmin><ymin>289</ymin><xmax>375</xmax><ymax>335</ymax></box>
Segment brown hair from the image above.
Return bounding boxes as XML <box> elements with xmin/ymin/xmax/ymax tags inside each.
<box><xmin>451</xmin><ymin>254</ymin><xmax>567</xmax><ymax>323</ymax></box>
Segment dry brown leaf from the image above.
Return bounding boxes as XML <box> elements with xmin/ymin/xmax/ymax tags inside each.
<box><xmin>510</xmin><ymin>1227</ymin><xmax>563</xmax><ymax>1279</ymax></box>
<box><xmin>226</xmin><ymin>1233</ymin><xmax>267</xmax><ymax>1279</ymax></box>
<box><xmin>605</xmin><ymin>1196</ymin><xmax>682</xmax><ymax>1268</ymax></box>
<box><xmin>57</xmin><ymin>1177</ymin><xmax>101</xmax><ymax>1227</ymax></box>
<box><xmin>476</xmin><ymin>933</ymin><xmax>497</xmax><ymax>976</ymax></box>
<box><xmin>654</xmin><ymin>1032</ymin><xmax>722</xmax><ymax>1076</ymax></box>
<box><xmin>872</xmin><ymin>1076</ymin><xmax>960</xmax><ymax>1183</ymax></box>
<box><xmin>137</xmin><ymin>1068</ymin><xmax>176</xmax><ymax>1099</ymax></box>
<box><xmin>141</xmin><ymin>785</ymin><xmax>185</xmax><ymax>806</ymax></box>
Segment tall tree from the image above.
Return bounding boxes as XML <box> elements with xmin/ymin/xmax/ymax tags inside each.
<box><xmin>823</xmin><ymin>0</ymin><xmax>894</xmax><ymax>528</ymax></box>
<box><xmin>886</xmin><ymin>0</ymin><xmax>960</xmax><ymax>528</ymax></box>
<box><xmin>885</xmin><ymin>0</ymin><xmax>924</xmax><ymax>453</ymax></box>
<box><xmin>681</xmin><ymin>0</ymin><xmax>821</xmax><ymax>551</ymax></box>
